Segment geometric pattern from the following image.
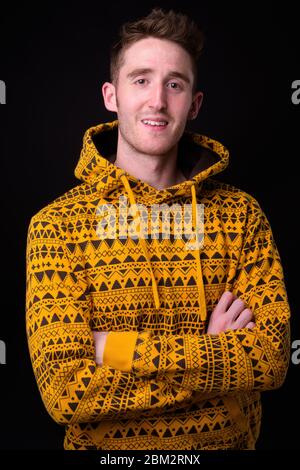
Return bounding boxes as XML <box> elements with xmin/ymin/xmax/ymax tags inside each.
<box><xmin>25</xmin><ymin>120</ymin><xmax>291</xmax><ymax>450</ymax></box>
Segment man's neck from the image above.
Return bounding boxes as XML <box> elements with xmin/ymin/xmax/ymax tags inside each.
<box><xmin>113</xmin><ymin>136</ymin><xmax>186</xmax><ymax>190</ymax></box>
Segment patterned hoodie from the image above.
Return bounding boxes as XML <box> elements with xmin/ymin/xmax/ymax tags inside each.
<box><xmin>26</xmin><ymin>119</ymin><xmax>291</xmax><ymax>450</ymax></box>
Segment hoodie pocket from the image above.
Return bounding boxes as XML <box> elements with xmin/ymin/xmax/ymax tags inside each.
<box><xmin>222</xmin><ymin>395</ymin><xmax>256</xmax><ymax>449</ymax></box>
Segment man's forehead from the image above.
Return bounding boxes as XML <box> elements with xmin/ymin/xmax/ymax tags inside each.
<box><xmin>123</xmin><ymin>38</ymin><xmax>192</xmax><ymax>64</ymax></box>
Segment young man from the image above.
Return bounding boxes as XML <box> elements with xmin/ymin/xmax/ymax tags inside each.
<box><xmin>26</xmin><ymin>8</ymin><xmax>291</xmax><ymax>450</ymax></box>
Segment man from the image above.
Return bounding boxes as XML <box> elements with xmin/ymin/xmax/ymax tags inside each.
<box><xmin>26</xmin><ymin>8</ymin><xmax>291</xmax><ymax>450</ymax></box>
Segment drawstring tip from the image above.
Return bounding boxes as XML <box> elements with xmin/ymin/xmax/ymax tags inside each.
<box><xmin>154</xmin><ymin>296</ymin><xmax>160</xmax><ymax>310</ymax></box>
<box><xmin>200</xmin><ymin>311</ymin><xmax>207</xmax><ymax>322</ymax></box>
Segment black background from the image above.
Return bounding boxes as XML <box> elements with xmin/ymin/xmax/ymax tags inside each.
<box><xmin>0</xmin><ymin>0</ymin><xmax>299</xmax><ymax>450</ymax></box>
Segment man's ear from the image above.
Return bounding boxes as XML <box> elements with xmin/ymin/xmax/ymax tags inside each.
<box><xmin>102</xmin><ymin>82</ymin><xmax>118</xmax><ymax>112</ymax></box>
<box><xmin>188</xmin><ymin>91</ymin><xmax>204</xmax><ymax>120</ymax></box>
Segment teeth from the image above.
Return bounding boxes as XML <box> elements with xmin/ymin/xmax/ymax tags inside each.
<box><xmin>142</xmin><ymin>120</ymin><xmax>167</xmax><ymax>126</ymax></box>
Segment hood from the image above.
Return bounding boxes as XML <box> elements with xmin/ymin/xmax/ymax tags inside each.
<box><xmin>75</xmin><ymin>119</ymin><xmax>229</xmax><ymax>321</ymax></box>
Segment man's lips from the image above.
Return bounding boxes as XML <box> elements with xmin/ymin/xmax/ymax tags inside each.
<box><xmin>140</xmin><ymin>120</ymin><xmax>169</xmax><ymax>131</ymax></box>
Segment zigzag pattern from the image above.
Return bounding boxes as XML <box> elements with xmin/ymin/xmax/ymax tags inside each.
<box><xmin>26</xmin><ymin>121</ymin><xmax>290</xmax><ymax>450</ymax></box>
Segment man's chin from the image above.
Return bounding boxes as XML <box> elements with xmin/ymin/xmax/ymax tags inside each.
<box><xmin>135</xmin><ymin>137</ymin><xmax>176</xmax><ymax>156</ymax></box>
<box><xmin>136</xmin><ymin>144</ymin><xmax>174</xmax><ymax>156</ymax></box>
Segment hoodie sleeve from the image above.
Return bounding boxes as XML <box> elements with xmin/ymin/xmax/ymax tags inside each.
<box><xmin>25</xmin><ymin>212</ymin><xmax>202</xmax><ymax>426</ymax></box>
<box><xmin>103</xmin><ymin>196</ymin><xmax>291</xmax><ymax>394</ymax></box>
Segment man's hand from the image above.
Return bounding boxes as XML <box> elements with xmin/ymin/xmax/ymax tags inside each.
<box><xmin>92</xmin><ymin>331</ymin><xmax>109</xmax><ymax>366</ymax></box>
<box><xmin>207</xmin><ymin>291</ymin><xmax>256</xmax><ymax>334</ymax></box>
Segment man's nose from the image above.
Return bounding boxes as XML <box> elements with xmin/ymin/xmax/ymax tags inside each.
<box><xmin>148</xmin><ymin>85</ymin><xmax>167</xmax><ymax>110</ymax></box>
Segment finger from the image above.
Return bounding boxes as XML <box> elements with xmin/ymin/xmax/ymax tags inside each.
<box><xmin>245</xmin><ymin>321</ymin><xmax>256</xmax><ymax>329</ymax></box>
<box><xmin>226</xmin><ymin>298</ymin><xmax>247</xmax><ymax>321</ymax></box>
<box><xmin>215</xmin><ymin>291</ymin><xmax>236</xmax><ymax>313</ymax></box>
<box><xmin>233</xmin><ymin>308</ymin><xmax>253</xmax><ymax>329</ymax></box>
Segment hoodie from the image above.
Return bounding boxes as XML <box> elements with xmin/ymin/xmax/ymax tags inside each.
<box><xmin>26</xmin><ymin>119</ymin><xmax>291</xmax><ymax>450</ymax></box>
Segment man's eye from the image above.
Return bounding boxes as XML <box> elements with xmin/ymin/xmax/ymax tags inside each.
<box><xmin>168</xmin><ymin>82</ymin><xmax>181</xmax><ymax>89</ymax></box>
<box><xmin>134</xmin><ymin>79</ymin><xmax>181</xmax><ymax>88</ymax></box>
<box><xmin>135</xmin><ymin>79</ymin><xmax>146</xmax><ymax>85</ymax></box>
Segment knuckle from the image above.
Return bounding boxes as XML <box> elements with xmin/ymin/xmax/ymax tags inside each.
<box><xmin>224</xmin><ymin>290</ymin><xmax>233</xmax><ymax>298</ymax></box>
<box><xmin>244</xmin><ymin>308</ymin><xmax>253</xmax><ymax>315</ymax></box>
<box><xmin>233</xmin><ymin>298</ymin><xmax>245</xmax><ymax>308</ymax></box>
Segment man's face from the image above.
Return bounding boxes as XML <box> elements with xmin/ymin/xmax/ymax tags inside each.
<box><xmin>103</xmin><ymin>37</ymin><xmax>203</xmax><ymax>157</ymax></box>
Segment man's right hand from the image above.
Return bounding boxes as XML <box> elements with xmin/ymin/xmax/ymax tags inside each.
<box><xmin>92</xmin><ymin>331</ymin><xmax>109</xmax><ymax>366</ymax></box>
<box><xmin>207</xmin><ymin>291</ymin><xmax>256</xmax><ymax>335</ymax></box>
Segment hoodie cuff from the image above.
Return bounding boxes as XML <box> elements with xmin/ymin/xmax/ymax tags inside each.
<box><xmin>103</xmin><ymin>331</ymin><xmax>139</xmax><ymax>372</ymax></box>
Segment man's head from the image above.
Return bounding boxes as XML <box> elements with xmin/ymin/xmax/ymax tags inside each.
<box><xmin>102</xmin><ymin>8</ymin><xmax>205</xmax><ymax>157</ymax></box>
<box><xmin>109</xmin><ymin>8</ymin><xmax>204</xmax><ymax>95</ymax></box>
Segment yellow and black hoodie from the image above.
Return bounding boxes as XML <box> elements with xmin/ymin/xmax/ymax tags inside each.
<box><xmin>26</xmin><ymin>120</ymin><xmax>291</xmax><ymax>450</ymax></box>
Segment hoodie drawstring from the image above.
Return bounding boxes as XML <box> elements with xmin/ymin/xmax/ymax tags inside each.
<box><xmin>116</xmin><ymin>173</ymin><xmax>206</xmax><ymax>321</ymax></box>
<box><xmin>120</xmin><ymin>173</ymin><xmax>160</xmax><ymax>310</ymax></box>
<box><xmin>190</xmin><ymin>182</ymin><xmax>207</xmax><ymax>322</ymax></box>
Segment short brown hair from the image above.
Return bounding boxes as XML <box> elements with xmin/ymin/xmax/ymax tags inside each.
<box><xmin>110</xmin><ymin>8</ymin><xmax>205</xmax><ymax>94</ymax></box>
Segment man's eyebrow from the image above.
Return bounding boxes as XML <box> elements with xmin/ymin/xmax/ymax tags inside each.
<box><xmin>126</xmin><ymin>68</ymin><xmax>191</xmax><ymax>84</ymax></box>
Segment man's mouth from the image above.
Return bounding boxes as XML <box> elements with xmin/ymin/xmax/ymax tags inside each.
<box><xmin>141</xmin><ymin>119</ymin><xmax>168</xmax><ymax>130</ymax></box>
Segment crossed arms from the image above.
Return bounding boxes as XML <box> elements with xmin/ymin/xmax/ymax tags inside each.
<box><xmin>93</xmin><ymin>289</ymin><xmax>256</xmax><ymax>365</ymax></box>
<box><xmin>26</xmin><ymin>196</ymin><xmax>291</xmax><ymax>425</ymax></box>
